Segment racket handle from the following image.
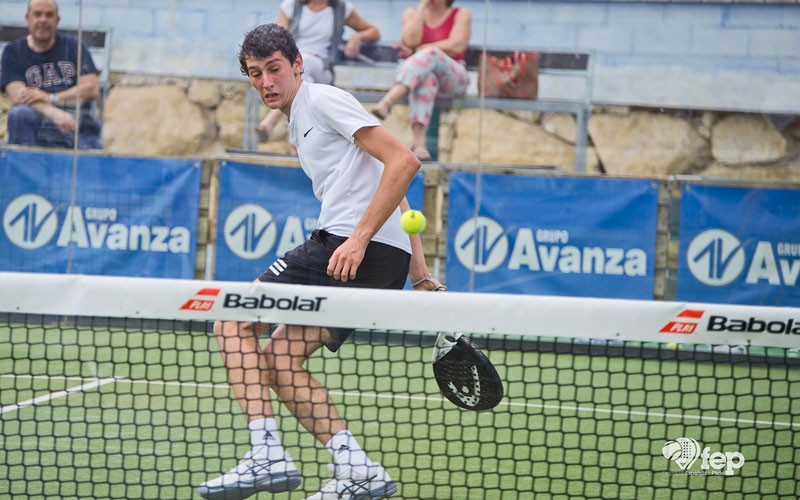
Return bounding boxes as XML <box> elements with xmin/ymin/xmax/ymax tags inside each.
<box><xmin>431</xmin><ymin>332</ymin><xmax>463</xmax><ymax>363</ymax></box>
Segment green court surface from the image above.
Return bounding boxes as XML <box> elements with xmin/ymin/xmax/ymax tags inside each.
<box><xmin>0</xmin><ymin>320</ymin><xmax>798</xmax><ymax>499</ymax></box>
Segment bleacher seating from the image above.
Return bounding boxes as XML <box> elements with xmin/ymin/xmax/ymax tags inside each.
<box><xmin>242</xmin><ymin>43</ymin><xmax>594</xmax><ymax>172</ymax></box>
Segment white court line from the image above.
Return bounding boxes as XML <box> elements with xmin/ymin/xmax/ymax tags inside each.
<box><xmin>517</xmin><ymin>402</ymin><xmax>800</xmax><ymax>429</ymax></box>
<box><xmin>328</xmin><ymin>390</ymin><xmax>800</xmax><ymax>429</ymax></box>
<box><xmin>3</xmin><ymin>373</ymin><xmax>798</xmax><ymax>429</ymax></box>
<box><xmin>0</xmin><ymin>376</ymin><xmax>117</xmax><ymax>415</ymax></box>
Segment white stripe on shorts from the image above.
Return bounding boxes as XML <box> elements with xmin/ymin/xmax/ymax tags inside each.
<box><xmin>269</xmin><ymin>258</ymin><xmax>287</xmax><ymax>276</ymax></box>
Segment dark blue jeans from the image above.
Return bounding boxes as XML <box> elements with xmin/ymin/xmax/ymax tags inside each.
<box><xmin>7</xmin><ymin>105</ymin><xmax>102</xmax><ymax>150</ymax></box>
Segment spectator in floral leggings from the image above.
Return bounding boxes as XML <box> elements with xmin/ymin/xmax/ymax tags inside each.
<box><xmin>371</xmin><ymin>0</ymin><xmax>471</xmax><ymax>161</ymax></box>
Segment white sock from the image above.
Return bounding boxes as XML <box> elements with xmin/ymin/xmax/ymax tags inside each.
<box><xmin>326</xmin><ymin>430</ymin><xmax>369</xmax><ymax>469</ymax></box>
<box><xmin>248</xmin><ymin>418</ymin><xmax>286</xmax><ymax>461</ymax></box>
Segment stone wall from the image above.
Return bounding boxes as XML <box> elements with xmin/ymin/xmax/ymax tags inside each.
<box><xmin>2</xmin><ymin>1</ymin><xmax>797</xmax><ymax>114</ymax></box>
<box><xmin>2</xmin><ymin>74</ymin><xmax>798</xmax><ymax>182</ymax></box>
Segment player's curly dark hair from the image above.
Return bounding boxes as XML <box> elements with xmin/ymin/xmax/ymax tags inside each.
<box><xmin>238</xmin><ymin>23</ymin><xmax>300</xmax><ymax>76</ymax></box>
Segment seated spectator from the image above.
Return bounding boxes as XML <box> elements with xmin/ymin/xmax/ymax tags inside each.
<box><xmin>1</xmin><ymin>0</ymin><xmax>102</xmax><ymax>149</ymax></box>
<box><xmin>255</xmin><ymin>0</ymin><xmax>380</xmax><ymax>144</ymax></box>
<box><xmin>371</xmin><ymin>0</ymin><xmax>471</xmax><ymax>161</ymax></box>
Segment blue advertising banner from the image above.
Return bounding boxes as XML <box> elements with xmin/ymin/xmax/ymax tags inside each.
<box><xmin>214</xmin><ymin>161</ymin><xmax>424</xmax><ymax>282</ymax></box>
<box><xmin>0</xmin><ymin>150</ymin><xmax>201</xmax><ymax>278</ymax></box>
<box><xmin>446</xmin><ymin>172</ymin><xmax>658</xmax><ymax>298</ymax></box>
<box><xmin>677</xmin><ymin>184</ymin><xmax>800</xmax><ymax>306</ymax></box>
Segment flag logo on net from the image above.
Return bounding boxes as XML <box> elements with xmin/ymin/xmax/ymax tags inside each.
<box><xmin>662</xmin><ymin>437</ymin><xmax>745</xmax><ymax>476</ymax></box>
<box><xmin>180</xmin><ymin>288</ymin><xmax>221</xmax><ymax>311</ymax></box>
<box><xmin>660</xmin><ymin>309</ymin><xmax>705</xmax><ymax>334</ymax></box>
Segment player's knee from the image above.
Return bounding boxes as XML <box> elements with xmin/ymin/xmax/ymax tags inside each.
<box><xmin>262</xmin><ymin>348</ymin><xmax>302</xmax><ymax>388</ymax></box>
<box><xmin>213</xmin><ymin>320</ymin><xmax>256</xmax><ymax>338</ymax></box>
<box><xmin>262</xmin><ymin>344</ymin><xmax>288</xmax><ymax>369</ymax></box>
<box><xmin>261</xmin><ymin>345</ymin><xmax>281</xmax><ymax>383</ymax></box>
<box><xmin>263</xmin><ymin>367</ymin><xmax>279</xmax><ymax>387</ymax></box>
<box><xmin>267</xmin><ymin>367</ymin><xmax>295</xmax><ymax>390</ymax></box>
<box><xmin>319</xmin><ymin>327</ymin><xmax>335</xmax><ymax>345</ymax></box>
<box><xmin>213</xmin><ymin>320</ymin><xmax>235</xmax><ymax>338</ymax></box>
<box><xmin>262</xmin><ymin>360</ymin><xmax>295</xmax><ymax>389</ymax></box>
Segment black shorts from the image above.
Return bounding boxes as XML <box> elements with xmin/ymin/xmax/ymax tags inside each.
<box><xmin>256</xmin><ymin>229</ymin><xmax>410</xmax><ymax>351</ymax></box>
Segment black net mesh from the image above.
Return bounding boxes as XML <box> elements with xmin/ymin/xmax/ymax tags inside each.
<box><xmin>1</xmin><ymin>312</ymin><xmax>798</xmax><ymax>498</ymax></box>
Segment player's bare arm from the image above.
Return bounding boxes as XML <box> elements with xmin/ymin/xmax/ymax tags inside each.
<box><xmin>326</xmin><ymin>125</ymin><xmax>420</xmax><ymax>282</ymax></box>
<box><xmin>398</xmin><ymin>196</ymin><xmax>433</xmax><ymax>287</ymax></box>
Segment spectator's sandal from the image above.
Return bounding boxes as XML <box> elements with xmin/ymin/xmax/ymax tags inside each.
<box><xmin>411</xmin><ymin>144</ymin><xmax>432</xmax><ymax>161</ymax></box>
<box><xmin>371</xmin><ymin>101</ymin><xmax>392</xmax><ymax>120</ymax></box>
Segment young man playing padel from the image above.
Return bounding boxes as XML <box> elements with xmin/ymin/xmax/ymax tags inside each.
<box><xmin>198</xmin><ymin>23</ymin><xmax>444</xmax><ymax>500</ymax></box>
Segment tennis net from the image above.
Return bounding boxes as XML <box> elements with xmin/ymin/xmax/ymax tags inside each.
<box><xmin>1</xmin><ymin>272</ymin><xmax>798</xmax><ymax>499</ymax></box>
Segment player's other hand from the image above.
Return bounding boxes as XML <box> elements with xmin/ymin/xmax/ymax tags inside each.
<box><xmin>327</xmin><ymin>237</ymin><xmax>367</xmax><ymax>283</ymax></box>
<box><xmin>412</xmin><ymin>275</ymin><xmax>446</xmax><ymax>291</ymax></box>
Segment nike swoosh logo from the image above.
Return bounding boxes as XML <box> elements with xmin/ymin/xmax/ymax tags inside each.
<box><xmin>304</xmin><ymin>127</ymin><xmax>314</xmax><ymax>137</ymax></box>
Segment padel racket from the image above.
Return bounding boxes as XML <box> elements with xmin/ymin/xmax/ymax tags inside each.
<box><xmin>432</xmin><ymin>332</ymin><xmax>503</xmax><ymax>411</ymax></box>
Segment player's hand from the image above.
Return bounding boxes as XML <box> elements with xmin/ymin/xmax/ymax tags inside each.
<box><xmin>327</xmin><ymin>237</ymin><xmax>367</xmax><ymax>283</ymax></box>
<box><xmin>412</xmin><ymin>274</ymin><xmax>447</xmax><ymax>291</ymax></box>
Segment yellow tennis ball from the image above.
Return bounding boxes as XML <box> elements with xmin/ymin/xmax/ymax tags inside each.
<box><xmin>401</xmin><ymin>209</ymin><xmax>426</xmax><ymax>234</ymax></box>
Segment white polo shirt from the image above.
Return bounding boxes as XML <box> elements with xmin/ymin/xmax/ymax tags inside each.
<box><xmin>288</xmin><ymin>82</ymin><xmax>412</xmax><ymax>254</ymax></box>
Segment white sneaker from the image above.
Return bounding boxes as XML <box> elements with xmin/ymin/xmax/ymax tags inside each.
<box><xmin>198</xmin><ymin>449</ymin><xmax>301</xmax><ymax>499</ymax></box>
<box><xmin>306</xmin><ymin>462</ymin><xmax>397</xmax><ymax>500</ymax></box>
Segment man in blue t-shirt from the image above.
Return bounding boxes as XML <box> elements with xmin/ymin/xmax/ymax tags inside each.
<box><xmin>1</xmin><ymin>0</ymin><xmax>102</xmax><ymax>149</ymax></box>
